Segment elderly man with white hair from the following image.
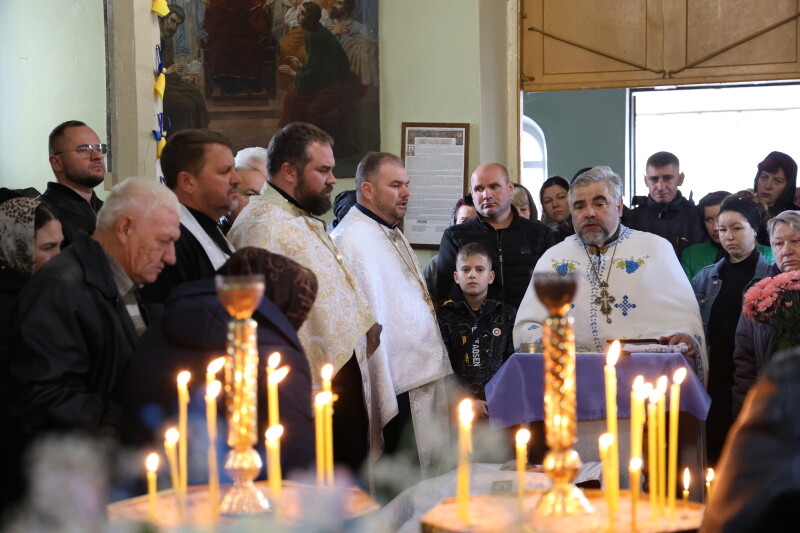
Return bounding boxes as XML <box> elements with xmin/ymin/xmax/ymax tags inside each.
<box><xmin>219</xmin><ymin>146</ymin><xmax>268</xmax><ymax>234</ymax></box>
<box><xmin>513</xmin><ymin>166</ymin><xmax>708</xmax><ymax>380</ymax></box>
<box><xmin>9</xmin><ymin>177</ymin><xmax>181</xmax><ymax>439</ymax></box>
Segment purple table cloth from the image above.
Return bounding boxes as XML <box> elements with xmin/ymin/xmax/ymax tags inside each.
<box><xmin>485</xmin><ymin>352</ymin><xmax>711</xmax><ymax>429</ymax></box>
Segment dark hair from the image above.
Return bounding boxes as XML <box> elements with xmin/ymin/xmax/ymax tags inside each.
<box><xmin>166</xmin><ymin>4</ymin><xmax>186</xmax><ymax>19</ymax></box>
<box><xmin>456</xmin><ymin>242</ymin><xmax>492</xmax><ymax>265</ymax></box>
<box><xmin>697</xmin><ymin>190</ymin><xmax>731</xmax><ymax>239</ymax></box>
<box><xmin>160</xmin><ymin>129</ymin><xmax>234</xmax><ymax>189</ymax></box>
<box><xmin>330</xmin><ymin>189</ymin><xmax>357</xmax><ymax>229</ymax></box>
<box><xmin>571</xmin><ymin>167</ymin><xmax>592</xmax><ymax>183</ymax></box>
<box><xmin>355</xmin><ymin>152</ymin><xmax>404</xmax><ymax>190</ymax></box>
<box><xmin>754</xmin><ymin>151</ymin><xmax>798</xmax><ymax>215</ymax></box>
<box><xmin>48</xmin><ymin>120</ymin><xmax>87</xmax><ymax>155</ymax></box>
<box><xmin>266</xmin><ymin>122</ymin><xmax>333</xmax><ymax>177</ymax></box>
<box><xmin>646</xmin><ymin>151</ymin><xmax>680</xmax><ymax>170</ymax></box>
<box><xmin>719</xmin><ymin>198</ymin><xmax>762</xmax><ymax>232</ymax></box>
<box><xmin>450</xmin><ymin>193</ymin><xmax>474</xmax><ymax>226</ymax></box>
<box><xmin>301</xmin><ymin>1</ymin><xmax>322</xmax><ymax>25</ymax></box>
<box><xmin>539</xmin><ymin>176</ymin><xmax>570</xmax><ymax>204</ymax></box>
<box><xmin>33</xmin><ymin>201</ymin><xmax>59</xmax><ymax>232</ymax></box>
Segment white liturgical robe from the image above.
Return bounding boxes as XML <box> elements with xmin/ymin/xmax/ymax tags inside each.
<box><xmin>331</xmin><ymin>206</ymin><xmax>452</xmax><ymax>467</ymax></box>
<box><xmin>513</xmin><ymin>225</ymin><xmax>708</xmax><ymax>383</ymax></box>
<box><xmin>228</xmin><ymin>185</ymin><xmax>377</xmax><ymax>397</ymax></box>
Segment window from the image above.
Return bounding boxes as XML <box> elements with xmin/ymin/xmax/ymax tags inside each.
<box><xmin>631</xmin><ymin>83</ymin><xmax>800</xmax><ymax>202</ymax></box>
<box><xmin>520</xmin><ymin>115</ymin><xmax>547</xmax><ymax>201</ymax></box>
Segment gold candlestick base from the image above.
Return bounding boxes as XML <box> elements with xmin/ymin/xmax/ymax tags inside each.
<box><xmin>219</xmin><ymin>447</ymin><xmax>271</xmax><ymax>515</ymax></box>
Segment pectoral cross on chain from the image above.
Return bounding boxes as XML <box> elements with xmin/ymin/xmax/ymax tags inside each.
<box><xmin>594</xmin><ymin>281</ymin><xmax>615</xmax><ymax>324</ymax></box>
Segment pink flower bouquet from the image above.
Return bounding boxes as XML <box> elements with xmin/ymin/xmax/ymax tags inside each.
<box><xmin>743</xmin><ymin>270</ymin><xmax>800</xmax><ymax>350</ymax></box>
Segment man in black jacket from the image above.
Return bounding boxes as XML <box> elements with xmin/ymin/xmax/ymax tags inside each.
<box><xmin>626</xmin><ymin>151</ymin><xmax>705</xmax><ymax>257</ymax></box>
<box><xmin>9</xmin><ymin>177</ymin><xmax>180</xmax><ymax>443</ymax></box>
<box><xmin>436</xmin><ymin>163</ymin><xmax>554</xmax><ymax>309</ymax></box>
<box><xmin>38</xmin><ymin>120</ymin><xmax>107</xmax><ymax>247</ymax></box>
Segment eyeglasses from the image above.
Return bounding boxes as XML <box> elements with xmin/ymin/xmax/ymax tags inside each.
<box><xmin>53</xmin><ymin>143</ymin><xmax>110</xmax><ymax>158</ymax></box>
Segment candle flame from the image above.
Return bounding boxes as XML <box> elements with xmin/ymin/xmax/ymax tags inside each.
<box><xmin>649</xmin><ymin>389</ymin><xmax>660</xmax><ymax>404</ymax></box>
<box><xmin>315</xmin><ymin>391</ymin><xmax>333</xmax><ymax>406</ymax></box>
<box><xmin>642</xmin><ymin>382</ymin><xmax>654</xmax><ymax>398</ymax></box>
<box><xmin>632</xmin><ymin>375</ymin><xmax>644</xmax><ymax>391</ymax></box>
<box><xmin>207</xmin><ymin>357</ymin><xmax>225</xmax><ymax>375</ymax></box>
<box><xmin>706</xmin><ymin>468</ymin><xmax>714</xmax><ymax>483</ymax></box>
<box><xmin>269</xmin><ymin>366</ymin><xmax>290</xmax><ymax>385</ymax></box>
<box><xmin>630</xmin><ymin>457</ymin><xmax>642</xmax><ymax>472</ymax></box>
<box><xmin>177</xmin><ymin>370</ymin><xmax>191</xmax><ymax>386</ymax></box>
<box><xmin>656</xmin><ymin>375</ymin><xmax>668</xmax><ymax>394</ymax></box>
<box><xmin>599</xmin><ymin>432</ymin><xmax>615</xmax><ymax>449</ymax></box>
<box><xmin>146</xmin><ymin>452</ymin><xmax>159</xmax><ymax>472</ymax></box>
<box><xmin>268</xmin><ymin>352</ymin><xmax>281</xmax><ymax>369</ymax></box>
<box><xmin>321</xmin><ymin>364</ymin><xmax>334</xmax><ymax>382</ymax></box>
<box><xmin>673</xmin><ymin>367</ymin><xmax>687</xmax><ymax>385</ymax></box>
<box><xmin>606</xmin><ymin>340</ymin><xmax>620</xmax><ymax>366</ymax></box>
<box><xmin>265</xmin><ymin>424</ymin><xmax>284</xmax><ymax>441</ymax></box>
<box><xmin>458</xmin><ymin>398</ymin><xmax>474</xmax><ymax>424</ymax></box>
<box><xmin>207</xmin><ymin>379</ymin><xmax>222</xmax><ymax>399</ymax></box>
<box><xmin>683</xmin><ymin>467</ymin><xmax>691</xmax><ymax>490</ymax></box>
<box><xmin>165</xmin><ymin>427</ymin><xmax>179</xmax><ymax>445</ymax></box>
<box><xmin>515</xmin><ymin>428</ymin><xmax>531</xmax><ymax>446</ymax></box>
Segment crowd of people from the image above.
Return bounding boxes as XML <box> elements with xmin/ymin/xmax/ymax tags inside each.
<box><xmin>1</xmin><ymin>116</ymin><xmax>799</xmax><ymax>531</ymax></box>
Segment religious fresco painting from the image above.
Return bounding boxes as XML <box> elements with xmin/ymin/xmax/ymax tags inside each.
<box><xmin>159</xmin><ymin>0</ymin><xmax>380</xmax><ymax>176</ymax></box>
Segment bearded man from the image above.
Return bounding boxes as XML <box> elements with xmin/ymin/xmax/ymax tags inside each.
<box><xmin>513</xmin><ymin>166</ymin><xmax>708</xmax><ymax>382</ymax></box>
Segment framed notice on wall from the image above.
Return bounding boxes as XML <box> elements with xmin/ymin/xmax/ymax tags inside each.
<box><xmin>401</xmin><ymin>122</ymin><xmax>470</xmax><ymax>248</ymax></box>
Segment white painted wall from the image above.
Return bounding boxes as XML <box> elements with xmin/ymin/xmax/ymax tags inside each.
<box><xmin>0</xmin><ymin>1</ymin><xmax>107</xmax><ymax>196</ymax></box>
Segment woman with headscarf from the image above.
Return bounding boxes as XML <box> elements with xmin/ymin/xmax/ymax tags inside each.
<box><xmin>0</xmin><ymin>197</ymin><xmax>62</xmax><ymax>513</ymax></box>
<box><xmin>0</xmin><ymin>198</ymin><xmax>62</xmax><ymax>355</ymax></box>
<box><xmin>681</xmin><ymin>191</ymin><xmax>774</xmax><ymax>280</ymax></box>
<box><xmin>691</xmin><ymin>198</ymin><xmax>773</xmax><ymax>466</ymax></box>
<box><xmin>732</xmin><ymin>210</ymin><xmax>800</xmax><ymax>416</ymax></box>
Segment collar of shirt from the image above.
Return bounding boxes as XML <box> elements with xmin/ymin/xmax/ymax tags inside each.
<box><xmin>185</xmin><ymin>205</ymin><xmax>235</xmax><ymax>255</ymax></box>
<box><xmin>103</xmin><ymin>249</ymin><xmax>137</xmax><ymax>296</ymax></box>
<box><xmin>269</xmin><ymin>182</ymin><xmax>307</xmax><ymax>212</ymax></box>
<box><xmin>355</xmin><ymin>202</ymin><xmax>396</xmax><ymax>229</ymax></box>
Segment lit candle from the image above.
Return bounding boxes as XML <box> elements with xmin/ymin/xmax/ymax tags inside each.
<box><xmin>206</xmin><ymin>357</ymin><xmax>226</xmax><ymax>388</ymax></box>
<box><xmin>457</xmin><ymin>399</ymin><xmax>474</xmax><ymax>524</ymax></box>
<box><xmin>630</xmin><ymin>376</ymin><xmax>645</xmax><ymax>465</ymax></box>
<box><xmin>321</xmin><ymin>363</ymin><xmax>333</xmax><ymax>393</ymax></box>
<box><xmin>164</xmin><ymin>427</ymin><xmax>184</xmax><ymax>522</ymax></box>
<box><xmin>266</xmin><ymin>424</ymin><xmax>284</xmax><ymax>501</ymax></box>
<box><xmin>176</xmin><ymin>371</ymin><xmax>191</xmax><ymax>494</ymax></box>
<box><xmin>268</xmin><ymin>365</ymin><xmax>290</xmax><ymax>430</ymax></box>
<box><xmin>314</xmin><ymin>392</ymin><xmax>330</xmax><ymax>486</ymax></box>
<box><xmin>206</xmin><ymin>380</ymin><xmax>221</xmax><ymax>521</ymax></box>
<box><xmin>267</xmin><ymin>352</ymin><xmax>280</xmax><ymax>428</ymax></box>
<box><xmin>667</xmin><ymin>368</ymin><xmax>687</xmax><ymax>519</ymax></box>
<box><xmin>145</xmin><ymin>453</ymin><xmax>159</xmax><ymax>523</ymax></box>
<box><xmin>683</xmin><ymin>467</ymin><xmax>690</xmax><ymax>502</ymax></box>
<box><xmin>599</xmin><ymin>433</ymin><xmax>615</xmax><ymax>530</ymax></box>
<box><xmin>630</xmin><ymin>457</ymin><xmax>642</xmax><ymax>533</ymax></box>
<box><xmin>647</xmin><ymin>391</ymin><xmax>658</xmax><ymax>521</ymax></box>
<box><xmin>515</xmin><ymin>428</ymin><xmax>530</xmax><ymax>513</ymax></box>
<box><xmin>324</xmin><ymin>393</ymin><xmax>336</xmax><ymax>486</ymax></box>
<box><xmin>706</xmin><ymin>468</ymin><xmax>714</xmax><ymax>502</ymax></box>
<box><xmin>605</xmin><ymin>340</ymin><xmax>620</xmax><ymax>512</ymax></box>
<box><xmin>656</xmin><ymin>375</ymin><xmax>668</xmax><ymax>517</ymax></box>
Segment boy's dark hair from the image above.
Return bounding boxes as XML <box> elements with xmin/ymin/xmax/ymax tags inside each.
<box><xmin>456</xmin><ymin>242</ymin><xmax>492</xmax><ymax>266</ymax></box>
<box><xmin>160</xmin><ymin>129</ymin><xmax>234</xmax><ymax>189</ymax></box>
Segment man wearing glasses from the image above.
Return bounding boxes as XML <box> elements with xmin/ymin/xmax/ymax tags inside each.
<box><xmin>39</xmin><ymin>120</ymin><xmax>108</xmax><ymax>248</ymax></box>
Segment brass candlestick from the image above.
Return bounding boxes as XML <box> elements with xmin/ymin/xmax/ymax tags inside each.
<box><xmin>533</xmin><ymin>272</ymin><xmax>594</xmax><ymax>515</ymax></box>
<box><xmin>215</xmin><ymin>274</ymin><xmax>270</xmax><ymax>515</ymax></box>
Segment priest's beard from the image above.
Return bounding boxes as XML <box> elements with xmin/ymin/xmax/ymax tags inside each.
<box><xmin>296</xmin><ymin>176</ymin><xmax>333</xmax><ymax>216</ymax></box>
<box><xmin>578</xmin><ymin>217</ymin><xmax>613</xmax><ymax>245</ymax></box>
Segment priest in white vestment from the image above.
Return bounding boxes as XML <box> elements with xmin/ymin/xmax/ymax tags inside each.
<box><xmin>513</xmin><ymin>166</ymin><xmax>708</xmax><ymax>383</ymax></box>
<box><xmin>331</xmin><ymin>153</ymin><xmax>452</xmax><ymax>472</ymax></box>
<box><xmin>228</xmin><ymin>123</ymin><xmax>379</xmax><ymax>470</ymax></box>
